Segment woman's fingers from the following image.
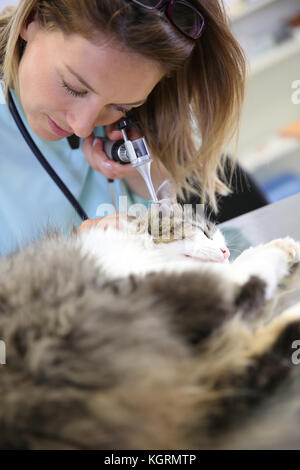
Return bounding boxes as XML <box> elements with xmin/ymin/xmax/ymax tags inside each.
<box><xmin>82</xmin><ymin>135</ymin><xmax>113</xmax><ymax>175</ymax></box>
<box><xmin>82</xmin><ymin>116</ymin><xmax>144</xmax><ymax>180</ymax></box>
<box><xmin>105</xmin><ymin>124</ymin><xmax>123</xmax><ymax>141</ymax></box>
<box><xmin>82</xmin><ymin>134</ymin><xmax>137</xmax><ymax>179</ymax></box>
<box><xmin>78</xmin><ymin>213</ymin><xmax>127</xmax><ymax>233</ymax></box>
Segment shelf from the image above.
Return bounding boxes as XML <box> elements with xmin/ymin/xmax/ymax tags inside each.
<box><xmin>249</xmin><ymin>36</ymin><xmax>300</xmax><ymax>76</ymax></box>
<box><xmin>231</xmin><ymin>0</ymin><xmax>282</xmax><ymax>22</ymax></box>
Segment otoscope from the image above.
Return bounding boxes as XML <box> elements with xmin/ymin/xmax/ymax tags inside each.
<box><xmin>103</xmin><ymin>118</ymin><xmax>158</xmax><ymax>203</ymax></box>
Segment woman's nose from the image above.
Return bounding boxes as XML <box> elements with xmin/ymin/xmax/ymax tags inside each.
<box><xmin>66</xmin><ymin>104</ymin><xmax>103</xmax><ymax>138</ymax></box>
<box><xmin>66</xmin><ymin>114</ymin><xmax>95</xmax><ymax>138</ymax></box>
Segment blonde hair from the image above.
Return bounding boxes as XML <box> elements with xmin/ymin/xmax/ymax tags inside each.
<box><xmin>0</xmin><ymin>0</ymin><xmax>246</xmax><ymax>211</ymax></box>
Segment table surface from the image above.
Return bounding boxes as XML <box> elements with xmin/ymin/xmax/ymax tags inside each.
<box><xmin>220</xmin><ymin>192</ymin><xmax>300</xmax><ymax>246</ymax></box>
<box><xmin>220</xmin><ymin>193</ymin><xmax>300</xmax><ymax>312</ymax></box>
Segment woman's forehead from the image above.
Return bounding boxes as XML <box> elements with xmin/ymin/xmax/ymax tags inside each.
<box><xmin>55</xmin><ymin>31</ymin><xmax>164</xmax><ymax>101</ymax></box>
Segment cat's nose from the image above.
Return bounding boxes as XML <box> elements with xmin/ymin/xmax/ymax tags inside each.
<box><xmin>221</xmin><ymin>248</ymin><xmax>230</xmax><ymax>260</ymax></box>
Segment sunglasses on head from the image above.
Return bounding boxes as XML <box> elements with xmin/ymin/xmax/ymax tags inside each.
<box><xmin>130</xmin><ymin>0</ymin><xmax>205</xmax><ymax>40</ymax></box>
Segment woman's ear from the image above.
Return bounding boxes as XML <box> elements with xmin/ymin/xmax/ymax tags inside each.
<box><xmin>20</xmin><ymin>9</ymin><xmax>39</xmax><ymax>42</ymax></box>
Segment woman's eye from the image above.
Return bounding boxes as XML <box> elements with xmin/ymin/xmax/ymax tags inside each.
<box><xmin>60</xmin><ymin>79</ymin><xmax>134</xmax><ymax>114</ymax></box>
<box><xmin>61</xmin><ymin>80</ymin><xmax>87</xmax><ymax>98</ymax></box>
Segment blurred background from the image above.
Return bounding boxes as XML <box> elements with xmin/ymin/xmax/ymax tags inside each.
<box><xmin>1</xmin><ymin>0</ymin><xmax>300</xmax><ymax>204</ymax></box>
<box><xmin>225</xmin><ymin>0</ymin><xmax>300</xmax><ymax>204</ymax></box>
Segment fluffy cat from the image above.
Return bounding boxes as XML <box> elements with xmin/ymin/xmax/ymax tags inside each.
<box><xmin>0</xmin><ymin>197</ymin><xmax>300</xmax><ymax>449</ymax></box>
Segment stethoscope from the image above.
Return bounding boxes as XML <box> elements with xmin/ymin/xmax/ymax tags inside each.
<box><xmin>8</xmin><ymin>89</ymin><xmax>89</xmax><ymax>221</ymax></box>
<box><xmin>8</xmin><ymin>89</ymin><xmax>158</xmax><ymax>222</ymax></box>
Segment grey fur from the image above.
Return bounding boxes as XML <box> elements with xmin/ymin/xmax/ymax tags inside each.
<box><xmin>0</xmin><ymin>225</ymin><xmax>300</xmax><ymax>449</ymax></box>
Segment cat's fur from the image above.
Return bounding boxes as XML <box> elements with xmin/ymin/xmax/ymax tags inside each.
<box><xmin>0</xmin><ymin>206</ymin><xmax>300</xmax><ymax>449</ymax></box>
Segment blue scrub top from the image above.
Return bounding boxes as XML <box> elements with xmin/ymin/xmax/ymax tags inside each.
<box><xmin>0</xmin><ymin>82</ymin><xmax>149</xmax><ymax>255</ymax></box>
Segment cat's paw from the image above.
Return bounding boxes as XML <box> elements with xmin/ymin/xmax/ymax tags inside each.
<box><xmin>266</xmin><ymin>237</ymin><xmax>300</xmax><ymax>266</ymax></box>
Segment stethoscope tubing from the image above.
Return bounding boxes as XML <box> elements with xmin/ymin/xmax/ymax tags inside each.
<box><xmin>8</xmin><ymin>89</ymin><xmax>89</xmax><ymax>221</ymax></box>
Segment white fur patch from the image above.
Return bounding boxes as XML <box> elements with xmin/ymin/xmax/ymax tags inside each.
<box><xmin>77</xmin><ymin>224</ymin><xmax>226</xmax><ymax>280</ymax></box>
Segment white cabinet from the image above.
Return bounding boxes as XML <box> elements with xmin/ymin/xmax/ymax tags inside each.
<box><xmin>226</xmin><ymin>0</ymin><xmax>300</xmax><ymax>177</ymax></box>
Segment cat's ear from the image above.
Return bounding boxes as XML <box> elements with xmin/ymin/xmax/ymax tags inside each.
<box><xmin>156</xmin><ymin>180</ymin><xmax>177</xmax><ymax>204</ymax></box>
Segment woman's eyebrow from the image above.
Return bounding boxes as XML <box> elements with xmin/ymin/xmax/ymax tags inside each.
<box><xmin>66</xmin><ymin>65</ymin><xmax>96</xmax><ymax>93</ymax></box>
<box><xmin>65</xmin><ymin>65</ymin><xmax>147</xmax><ymax>106</ymax></box>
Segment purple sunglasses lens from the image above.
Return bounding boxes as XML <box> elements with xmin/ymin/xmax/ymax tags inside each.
<box><xmin>131</xmin><ymin>0</ymin><xmax>166</xmax><ymax>7</ymax></box>
<box><xmin>169</xmin><ymin>1</ymin><xmax>204</xmax><ymax>38</ymax></box>
<box><xmin>131</xmin><ymin>0</ymin><xmax>205</xmax><ymax>39</ymax></box>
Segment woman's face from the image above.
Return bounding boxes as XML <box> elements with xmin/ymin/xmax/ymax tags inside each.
<box><xmin>19</xmin><ymin>18</ymin><xmax>164</xmax><ymax>141</ymax></box>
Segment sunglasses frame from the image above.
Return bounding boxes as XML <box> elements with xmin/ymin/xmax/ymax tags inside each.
<box><xmin>130</xmin><ymin>0</ymin><xmax>205</xmax><ymax>39</ymax></box>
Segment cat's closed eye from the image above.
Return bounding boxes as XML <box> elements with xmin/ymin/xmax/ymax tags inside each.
<box><xmin>191</xmin><ymin>220</ymin><xmax>217</xmax><ymax>240</ymax></box>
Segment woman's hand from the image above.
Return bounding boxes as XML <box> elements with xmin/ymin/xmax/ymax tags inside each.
<box><xmin>78</xmin><ymin>212</ymin><xmax>126</xmax><ymax>234</ymax></box>
<box><xmin>82</xmin><ymin>123</ymin><xmax>138</xmax><ymax>180</ymax></box>
<box><xmin>82</xmin><ymin>121</ymin><xmax>173</xmax><ymax>200</ymax></box>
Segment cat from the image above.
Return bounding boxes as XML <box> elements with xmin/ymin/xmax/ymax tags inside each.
<box><xmin>0</xmin><ymin>190</ymin><xmax>300</xmax><ymax>449</ymax></box>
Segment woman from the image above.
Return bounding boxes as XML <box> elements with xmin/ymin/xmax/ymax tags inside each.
<box><xmin>0</xmin><ymin>0</ymin><xmax>245</xmax><ymax>254</ymax></box>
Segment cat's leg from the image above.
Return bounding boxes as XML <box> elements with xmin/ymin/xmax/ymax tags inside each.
<box><xmin>230</xmin><ymin>237</ymin><xmax>300</xmax><ymax>301</ymax></box>
<box><xmin>190</xmin><ymin>300</ymin><xmax>300</xmax><ymax>447</ymax></box>
<box><xmin>248</xmin><ymin>299</ymin><xmax>300</xmax><ymax>356</ymax></box>
<box><xmin>127</xmin><ymin>267</ymin><xmax>246</xmax><ymax>346</ymax></box>
<box><xmin>266</xmin><ymin>241</ymin><xmax>300</xmax><ymax>295</ymax></box>
<box><xmin>104</xmin><ymin>238</ymin><xmax>300</xmax><ymax>348</ymax></box>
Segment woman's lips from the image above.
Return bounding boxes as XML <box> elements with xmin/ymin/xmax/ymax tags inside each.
<box><xmin>47</xmin><ymin>116</ymin><xmax>73</xmax><ymax>137</ymax></box>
